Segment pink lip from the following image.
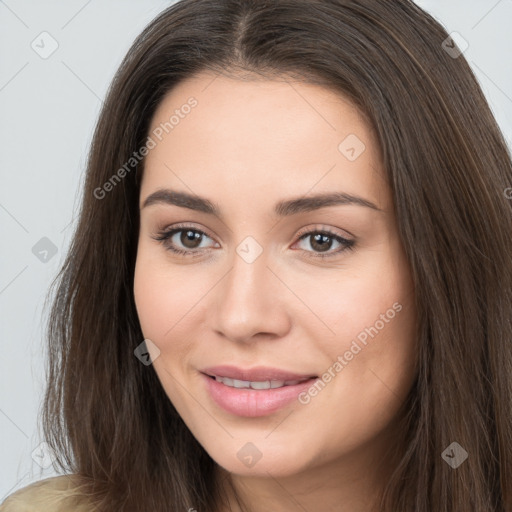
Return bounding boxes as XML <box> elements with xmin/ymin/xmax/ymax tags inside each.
<box><xmin>200</xmin><ymin>366</ymin><xmax>318</xmax><ymax>417</ymax></box>
<box><xmin>201</xmin><ymin>365</ymin><xmax>316</xmax><ymax>382</ymax></box>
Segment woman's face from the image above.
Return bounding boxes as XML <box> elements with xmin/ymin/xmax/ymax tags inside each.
<box><xmin>134</xmin><ymin>71</ymin><xmax>417</xmax><ymax>479</ymax></box>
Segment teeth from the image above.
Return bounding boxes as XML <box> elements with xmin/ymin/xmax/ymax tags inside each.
<box><xmin>232</xmin><ymin>379</ymin><xmax>251</xmax><ymax>389</ymax></box>
<box><xmin>214</xmin><ymin>376</ymin><xmax>304</xmax><ymax>389</ymax></box>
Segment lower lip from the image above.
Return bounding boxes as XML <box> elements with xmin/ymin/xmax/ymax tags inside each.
<box><xmin>202</xmin><ymin>373</ymin><xmax>317</xmax><ymax>417</ymax></box>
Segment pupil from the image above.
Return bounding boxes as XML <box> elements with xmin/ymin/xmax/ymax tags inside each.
<box><xmin>311</xmin><ymin>233</ymin><xmax>331</xmax><ymax>252</ymax></box>
<box><xmin>181</xmin><ymin>230</ymin><xmax>201</xmax><ymax>248</ymax></box>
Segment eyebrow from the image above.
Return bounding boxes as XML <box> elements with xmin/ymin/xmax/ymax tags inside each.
<box><xmin>141</xmin><ymin>188</ymin><xmax>381</xmax><ymax>216</ymax></box>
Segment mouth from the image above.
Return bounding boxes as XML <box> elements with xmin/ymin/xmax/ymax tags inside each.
<box><xmin>204</xmin><ymin>374</ymin><xmax>313</xmax><ymax>390</ymax></box>
<box><xmin>201</xmin><ymin>364</ymin><xmax>317</xmax><ymax>383</ymax></box>
<box><xmin>200</xmin><ymin>365</ymin><xmax>319</xmax><ymax>417</ymax></box>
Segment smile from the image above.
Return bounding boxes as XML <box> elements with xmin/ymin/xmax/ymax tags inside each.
<box><xmin>212</xmin><ymin>375</ymin><xmax>309</xmax><ymax>389</ymax></box>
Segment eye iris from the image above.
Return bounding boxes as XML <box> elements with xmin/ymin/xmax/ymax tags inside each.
<box><xmin>181</xmin><ymin>229</ymin><xmax>202</xmax><ymax>249</ymax></box>
<box><xmin>310</xmin><ymin>233</ymin><xmax>332</xmax><ymax>252</ymax></box>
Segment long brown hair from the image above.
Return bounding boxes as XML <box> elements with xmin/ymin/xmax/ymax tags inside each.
<box><xmin>41</xmin><ymin>0</ymin><xmax>512</xmax><ymax>510</ymax></box>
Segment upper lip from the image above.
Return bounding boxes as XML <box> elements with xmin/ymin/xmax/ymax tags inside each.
<box><xmin>201</xmin><ymin>365</ymin><xmax>317</xmax><ymax>382</ymax></box>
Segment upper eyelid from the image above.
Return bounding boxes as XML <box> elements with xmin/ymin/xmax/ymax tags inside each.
<box><xmin>159</xmin><ymin>223</ymin><xmax>217</xmax><ymax>243</ymax></box>
<box><xmin>295</xmin><ymin>223</ymin><xmax>354</xmax><ymax>240</ymax></box>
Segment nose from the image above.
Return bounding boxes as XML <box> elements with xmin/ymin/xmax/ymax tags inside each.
<box><xmin>212</xmin><ymin>247</ymin><xmax>292</xmax><ymax>344</ymax></box>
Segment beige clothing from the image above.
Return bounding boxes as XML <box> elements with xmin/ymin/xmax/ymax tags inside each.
<box><xmin>0</xmin><ymin>475</ymin><xmax>93</xmax><ymax>512</ymax></box>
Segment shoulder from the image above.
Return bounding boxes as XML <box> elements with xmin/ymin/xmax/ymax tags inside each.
<box><xmin>0</xmin><ymin>475</ymin><xmax>93</xmax><ymax>512</ymax></box>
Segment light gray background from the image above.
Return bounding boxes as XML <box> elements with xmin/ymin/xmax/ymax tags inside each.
<box><xmin>1</xmin><ymin>0</ymin><xmax>511</xmax><ymax>501</ymax></box>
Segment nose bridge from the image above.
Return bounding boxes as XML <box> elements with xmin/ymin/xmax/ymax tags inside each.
<box><xmin>223</xmin><ymin>242</ymin><xmax>272</xmax><ymax>316</ymax></box>
<box><xmin>213</xmin><ymin>237</ymin><xmax>289</xmax><ymax>341</ymax></box>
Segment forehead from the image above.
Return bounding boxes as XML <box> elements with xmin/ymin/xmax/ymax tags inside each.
<box><xmin>141</xmin><ymin>72</ymin><xmax>389</xmax><ymax>214</ymax></box>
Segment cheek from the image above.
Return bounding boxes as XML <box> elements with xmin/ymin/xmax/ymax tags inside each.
<box><xmin>133</xmin><ymin>250</ymin><xmax>206</xmax><ymax>408</ymax></box>
<box><xmin>299</xmin><ymin>239</ymin><xmax>417</xmax><ymax>405</ymax></box>
<box><xmin>133</xmin><ymin>247</ymin><xmax>206</xmax><ymax>347</ymax></box>
<box><xmin>292</xmin><ymin>254</ymin><xmax>412</xmax><ymax>360</ymax></box>
<box><xmin>297</xmin><ymin>278</ymin><xmax>416</xmax><ymax>456</ymax></box>
<box><xmin>133</xmin><ymin>256</ymin><xmax>170</xmax><ymax>341</ymax></box>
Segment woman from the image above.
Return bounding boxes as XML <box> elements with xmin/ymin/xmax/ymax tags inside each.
<box><xmin>2</xmin><ymin>0</ymin><xmax>511</xmax><ymax>511</ymax></box>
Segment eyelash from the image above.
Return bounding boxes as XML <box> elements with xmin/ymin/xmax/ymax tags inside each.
<box><xmin>152</xmin><ymin>223</ymin><xmax>356</xmax><ymax>260</ymax></box>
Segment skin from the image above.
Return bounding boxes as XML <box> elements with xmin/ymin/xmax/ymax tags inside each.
<box><xmin>134</xmin><ymin>71</ymin><xmax>417</xmax><ymax>512</ymax></box>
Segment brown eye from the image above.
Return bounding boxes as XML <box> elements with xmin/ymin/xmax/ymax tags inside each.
<box><xmin>294</xmin><ymin>229</ymin><xmax>355</xmax><ymax>259</ymax></box>
<box><xmin>179</xmin><ymin>229</ymin><xmax>204</xmax><ymax>249</ymax></box>
<box><xmin>153</xmin><ymin>225</ymin><xmax>217</xmax><ymax>256</ymax></box>
<box><xmin>308</xmin><ymin>233</ymin><xmax>335</xmax><ymax>252</ymax></box>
